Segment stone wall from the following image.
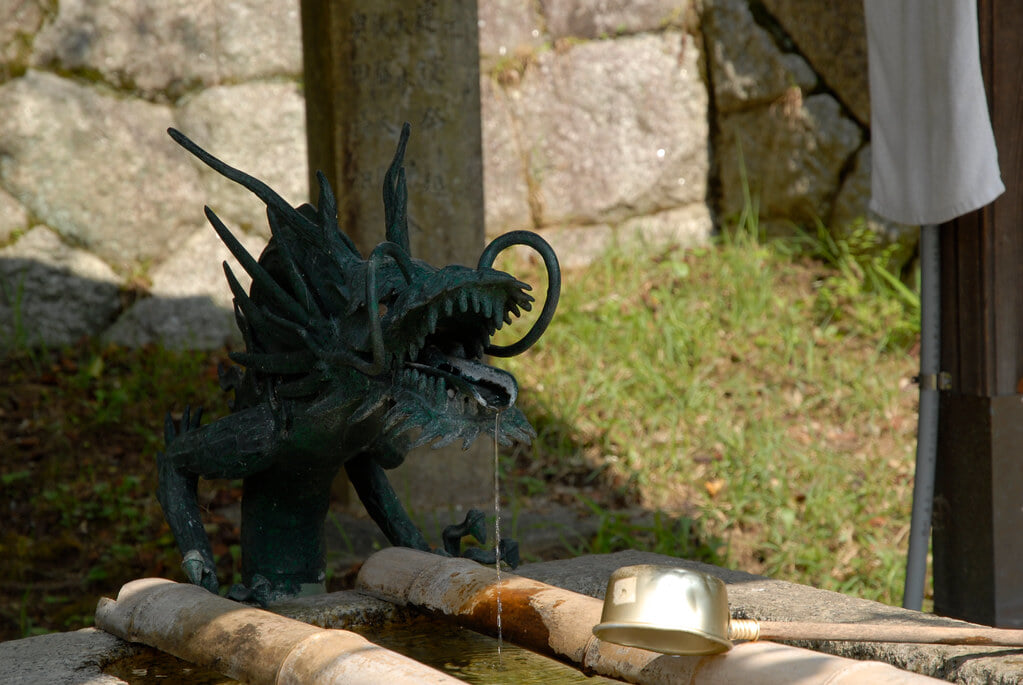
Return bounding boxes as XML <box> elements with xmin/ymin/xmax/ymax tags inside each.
<box><xmin>0</xmin><ymin>0</ymin><xmax>912</xmax><ymax>350</ymax></box>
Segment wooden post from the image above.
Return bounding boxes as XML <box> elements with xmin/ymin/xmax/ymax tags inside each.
<box><xmin>933</xmin><ymin>0</ymin><xmax>1023</xmax><ymax>627</ymax></box>
<box><xmin>300</xmin><ymin>1</ymin><xmax>492</xmax><ymax>513</ymax></box>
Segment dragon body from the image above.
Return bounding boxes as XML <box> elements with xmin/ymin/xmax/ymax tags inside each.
<box><xmin>157</xmin><ymin>124</ymin><xmax>560</xmax><ymax>604</ymax></box>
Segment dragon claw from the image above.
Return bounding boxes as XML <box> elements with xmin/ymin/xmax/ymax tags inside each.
<box><xmin>182</xmin><ymin>549</ymin><xmax>219</xmax><ymax>593</ymax></box>
<box><xmin>441</xmin><ymin>509</ymin><xmax>519</xmax><ymax>568</ymax></box>
<box><xmin>164</xmin><ymin>405</ymin><xmax>204</xmax><ymax>446</ymax></box>
<box><xmin>441</xmin><ymin>509</ymin><xmax>487</xmax><ymax>556</ymax></box>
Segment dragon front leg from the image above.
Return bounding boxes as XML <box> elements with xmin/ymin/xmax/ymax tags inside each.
<box><xmin>157</xmin><ymin>402</ymin><xmax>279</xmax><ymax>594</ymax></box>
<box><xmin>157</xmin><ymin>406</ymin><xmax>218</xmax><ymax>593</ymax></box>
<box><xmin>346</xmin><ymin>456</ymin><xmax>519</xmax><ymax>568</ymax></box>
<box><xmin>345</xmin><ymin>457</ymin><xmax>432</xmax><ymax>552</ymax></box>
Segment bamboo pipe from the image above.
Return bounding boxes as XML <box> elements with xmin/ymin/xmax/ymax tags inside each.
<box><xmin>95</xmin><ymin>577</ymin><xmax>462</xmax><ymax>684</ymax></box>
<box><xmin>356</xmin><ymin>547</ymin><xmax>943</xmax><ymax>685</ymax></box>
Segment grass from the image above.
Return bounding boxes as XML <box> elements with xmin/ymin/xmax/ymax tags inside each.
<box><xmin>492</xmin><ymin>219</ymin><xmax>920</xmax><ymax>605</ymax></box>
<box><xmin>0</xmin><ymin>214</ymin><xmax>922</xmax><ymax>639</ymax></box>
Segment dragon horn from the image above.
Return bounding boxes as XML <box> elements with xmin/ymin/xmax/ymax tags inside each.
<box><xmin>168</xmin><ymin>128</ymin><xmax>359</xmax><ymax>258</ymax></box>
<box><xmin>383</xmin><ymin>123</ymin><xmax>412</xmax><ymax>254</ymax></box>
<box><xmin>478</xmin><ymin>230</ymin><xmax>562</xmax><ymax>357</ymax></box>
<box><xmin>314</xmin><ymin>170</ymin><xmax>360</xmax><ymax>257</ymax></box>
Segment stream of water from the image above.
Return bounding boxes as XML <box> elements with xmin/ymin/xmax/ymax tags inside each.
<box><xmin>493</xmin><ymin>410</ymin><xmax>504</xmax><ymax>666</ymax></box>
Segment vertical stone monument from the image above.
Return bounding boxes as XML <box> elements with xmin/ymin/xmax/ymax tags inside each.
<box><xmin>301</xmin><ymin>1</ymin><xmax>492</xmax><ymax>512</ymax></box>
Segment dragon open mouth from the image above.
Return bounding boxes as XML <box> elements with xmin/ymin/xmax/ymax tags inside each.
<box><xmin>390</xmin><ymin>279</ymin><xmax>528</xmax><ymax>412</ymax></box>
<box><xmin>406</xmin><ymin>346</ymin><xmax>517</xmax><ymax>410</ymax></box>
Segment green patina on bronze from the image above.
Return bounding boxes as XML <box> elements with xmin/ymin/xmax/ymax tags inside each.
<box><xmin>157</xmin><ymin>124</ymin><xmax>560</xmax><ymax>605</ymax></box>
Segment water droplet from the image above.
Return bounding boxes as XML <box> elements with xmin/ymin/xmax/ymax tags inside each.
<box><xmin>656</xmin><ymin>148</ymin><xmax>666</xmax><ymax>159</ymax></box>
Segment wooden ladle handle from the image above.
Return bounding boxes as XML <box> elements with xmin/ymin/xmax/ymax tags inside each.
<box><xmin>745</xmin><ymin>620</ymin><xmax>1023</xmax><ymax>648</ymax></box>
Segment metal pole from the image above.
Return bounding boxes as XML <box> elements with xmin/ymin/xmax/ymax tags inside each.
<box><xmin>904</xmin><ymin>223</ymin><xmax>941</xmax><ymax>611</ymax></box>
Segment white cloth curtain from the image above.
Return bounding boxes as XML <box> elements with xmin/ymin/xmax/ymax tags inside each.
<box><xmin>865</xmin><ymin>0</ymin><xmax>1003</xmax><ymax>225</ymax></box>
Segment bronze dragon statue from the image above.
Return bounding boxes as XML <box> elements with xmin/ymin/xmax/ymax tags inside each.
<box><xmin>157</xmin><ymin>124</ymin><xmax>560</xmax><ymax>604</ymax></box>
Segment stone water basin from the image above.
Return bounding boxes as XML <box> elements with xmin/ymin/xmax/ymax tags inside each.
<box><xmin>91</xmin><ymin>548</ymin><xmax>942</xmax><ymax>684</ymax></box>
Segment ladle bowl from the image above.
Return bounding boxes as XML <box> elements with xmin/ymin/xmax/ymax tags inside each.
<box><xmin>592</xmin><ymin>564</ymin><xmax>734</xmax><ymax>655</ymax></box>
<box><xmin>594</xmin><ymin>564</ymin><xmax>1023</xmax><ymax>656</ymax></box>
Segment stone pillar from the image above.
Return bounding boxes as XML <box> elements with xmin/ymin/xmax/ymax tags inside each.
<box><xmin>301</xmin><ymin>0</ymin><xmax>484</xmax><ymax>265</ymax></box>
<box><xmin>301</xmin><ymin>1</ymin><xmax>492</xmax><ymax>514</ymax></box>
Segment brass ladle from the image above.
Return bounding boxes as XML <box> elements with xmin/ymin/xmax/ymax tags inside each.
<box><xmin>592</xmin><ymin>565</ymin><xmax>1023</xmax><ymax>655</ymax></box>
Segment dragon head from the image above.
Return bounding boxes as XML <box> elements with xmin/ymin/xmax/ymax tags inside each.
<box><xmin>168</xmin><ymin>125</ymin><xmax>559</xmax><ymax>460</ymax></box>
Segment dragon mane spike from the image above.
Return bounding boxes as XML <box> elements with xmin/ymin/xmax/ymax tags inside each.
<box><xmin>224</xmin><ymin>263</ymin><xmax>281</xmax><ymax>349</ymax></box>
<box><xmin>383</xmin><ymin>123</ymin><xmax>412</xmax><ymax>254</ymax></box>
<box><xmin>168</xmin><ymin>127</ymin><xmax>323</xmax><ymax>240</ymax></box>
<box><xmin>266</xmin><ymin>206</ymin><xmax>317</xmax><ymax>314</ymax></box>
<box><xmin>205</xmin><ymin>206</ymin><xmax>310</xmax><ymax>327</ymax></box>
<box><xmin>315</xmin><ymin>170</ymin><xmax>361</xmax><ymax>257</ymax></box>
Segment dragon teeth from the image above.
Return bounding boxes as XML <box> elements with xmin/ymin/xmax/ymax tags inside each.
<box><xmin>444</xmin><ymin>298</ymin><xmax>454</xmax><ymax>316</ymax></box>
<box><xmin>427</xmin><ymin>305</ymin><xmax>439</xmax><ymax>332</ymax></box>
<box><xmin>458</xmin><ymin>291</ymin><xmax>469</xmax><ymax>312</ymax></box>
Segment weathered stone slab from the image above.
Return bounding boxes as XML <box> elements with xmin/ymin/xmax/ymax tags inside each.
<box><xmin>0</xmin><ymin>226</ymin><xmax>122</xmax><ymax>348</ymax></box>
<box><xmin>760</xmin><ymin>0</ymin><xmax>870</xmax><ymax>125</ymax></box>
<box><xmin>542</xmin><ymin>0</ymin><xmax>690</xmax><ymax>40</ymax></box>
<box><xmin>703</xmin><ymin>0</ymin><xmax>817</xmax><ymax>113</ymax></box>
<box><xmin>0</xmin><ymin>70</ymin><xmax>203</xmax><ymax>271</ymax></box>
<box><xmin>518</xmin><ymin>550</ymin><xmax>1023</xmax><ymax>685</ymax></box>
<box><xmin>175</xmin><ymin>81</ymin><xmax>308</xmax><ymax>239</ymax></box>
<box><xmin>717</xmin><ymin>93</ymin><xmax>862</xmax><ymax>227</ymax></box>
<box><xmin>0</xmin><ymin>628</ymin><xmax>136</xmax><ymax>685</ymax></box>
<box><xmin>31</xmin><ymin>0</ymin><xmax>302</xmax><ymax>100</ymax></box>
<box><xmin>513</xmin><ymin>32</ymin><xmax>708</xmax><ymax>226</ymax></box>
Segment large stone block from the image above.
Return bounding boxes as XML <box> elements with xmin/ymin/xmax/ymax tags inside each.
<box><xmin>103</xmin><ymin>226</ymin><xmax>266</xmax><ymax>349</ymax></box>
<box><xmin>0</xmin><ymin>0</ymin><xmax>47</xmax><ymax>81</ymax></box>
<box><xmin>829</xmin><ymin>145</ymin><xmax>918</xmax><ymax>270</ymax></box>
<box><xmin>542</xmin><ymin>0</ymin><xmax>690</xmax><ymax>40</ymax></box>
<box><xmin>0</xmin><ymin>187</ymin><xmax>29</xmax><ymax>245</ymax></box>
<box><xmin>513</xmin><ymin>32</ymin><xmax>709</xmax><ymax>226</ymax></box>
<box><xmin>0</xmin><ymin>226</ymin><xmax>122</xmax><ymax>348</ymax></box>
<box><xmin>0</xmin><ymin>71</ymin><xmax>204</xmax><ymax>271</ymax></box>
<box><xmin>702</xmin><ymin>0</ymin><xmax>816</xmax><ymax>114</ymax></box>
<box><xmin>175</xmin><ymin>82</ymin><xmax>309</xmax><ymax>239</ymax></box>
<box><xmin>478</xmin><ymin>0</ymin><xmax>545</xmax><ymax>62</ymax></box>
<box><xmin>30</xmin><ymin>0</ymin><xmax>302</xmax><ymax>100</ymax></box>
<box><xmin>481</xmin><ymin>75</ymin><xmax>534</xmax><ymax>235</ymax></box>
<box><xmin>759</xmin><ymin>0</ymin><xmax>870</xmax><ymax>125</ymax></box>
<box><xmin>617</xmin><ymin>203</ymin><xmax>714</xmax><ymax>251</ymax></box>
<box><xmin>717</xmin><ymin>93</ymin><xmax>862</xmax><ymax>228</ymax></box>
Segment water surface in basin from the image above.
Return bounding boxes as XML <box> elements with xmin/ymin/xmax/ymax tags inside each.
<box><xmin>352</xmin><ymin>616</ymin><xmax>625</xmax><ymax>684</ymax></box>
<box><xmin>103</xmin><ymin>648</ymin><xmax>237</xmax><ymax>683</ymax></box>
